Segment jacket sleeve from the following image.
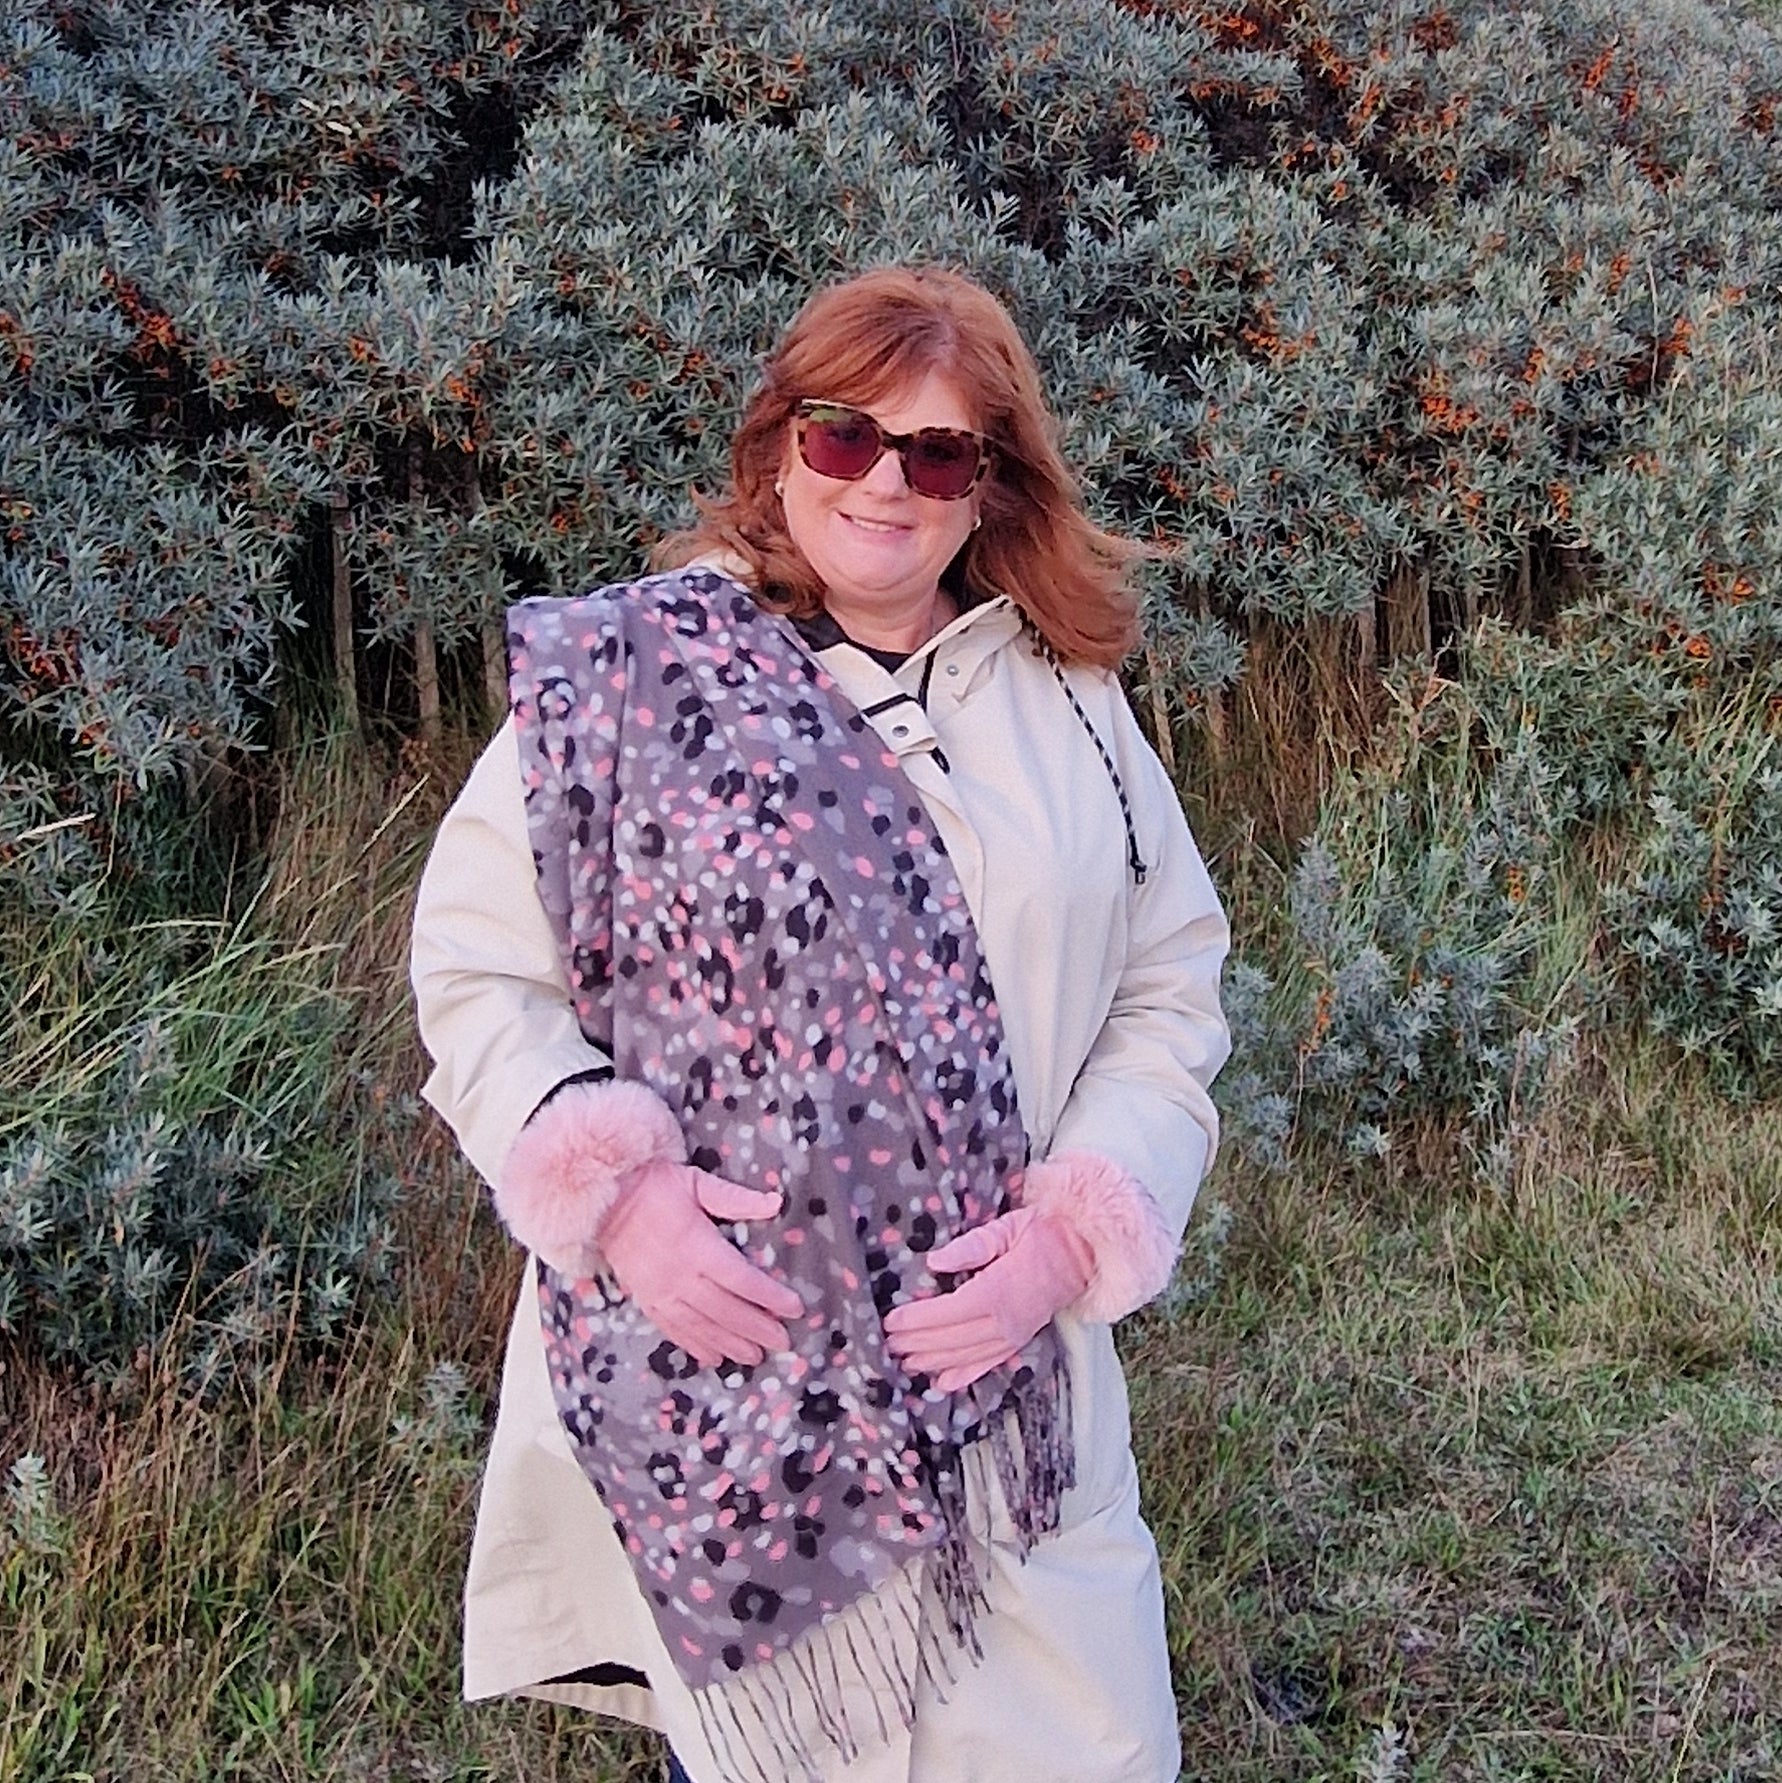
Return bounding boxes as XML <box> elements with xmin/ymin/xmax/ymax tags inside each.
<box><xmin>410</xmin><ymin>716</ymin><xmax>615</xmax><ymax>1191</ymax></box>
<box><xmin>1046</xmin><ymin>695</ymin><xmax>1232</xmax><ymax>1251</ymax></box>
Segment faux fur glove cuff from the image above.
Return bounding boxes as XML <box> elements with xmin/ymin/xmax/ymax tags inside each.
<box><xmin>1020</xmin><ymin>1149</ymin><xmax>1178</xmax><ymax>1324</ymax></box>
<box><xmin>494</xmin><ymin>1078</ymin><xmax>687</xmax><ymax>1274</ymax></box>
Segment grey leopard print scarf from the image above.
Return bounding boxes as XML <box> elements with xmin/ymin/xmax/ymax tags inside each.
<box><xmin>506</xmin><ymin>569</ymin><xmax>1072</xmax><ymax>1782</ymax></box>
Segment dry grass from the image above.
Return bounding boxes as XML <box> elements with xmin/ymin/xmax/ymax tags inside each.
<box><xmin>1133</xmin><ymin>1046</ymin><xmax>1782</xmax><ymax>1781</ymax></box>
<box><xmin>1</xmin><ymin>1285</ymin><xmax>668</xmax><ymax>1781</ymax></box>
<box><xmin>1</xmin><ymin>728</ymin><xmax>664</xmax><ymax>1782</ymax></box>
<box><xmin>5</xmin><ymin>717</ymin><xmax>1782</xmax><ymax>1782</ymax></box>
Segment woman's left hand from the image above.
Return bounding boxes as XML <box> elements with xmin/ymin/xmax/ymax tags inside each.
<box><xmin>881</xmin><ymin>1209</ymin><xmax>1092</xmax><ymax>1391</ymax></box>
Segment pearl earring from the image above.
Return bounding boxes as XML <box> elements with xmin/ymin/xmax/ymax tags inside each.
<box><xmin>773</xmin><ymin>479</ymin><xmax>784</xmax><ymax>498</ymax></box>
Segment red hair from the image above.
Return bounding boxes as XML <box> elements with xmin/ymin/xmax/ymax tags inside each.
<box><xmin>657</xmin><ymin>265</ymin><xmax>1141</xmax><ymax>668</ymax></box>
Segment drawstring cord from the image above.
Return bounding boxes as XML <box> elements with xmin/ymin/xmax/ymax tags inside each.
<box><xmin>798</xmin><ymin>602</ymin><xmax>1149</xmax><ymax>884</ymax></box>
<box><xmin>1022</xmin><ymin>621</ymin><xmax>1149</xmax><ymax>886</ymax></box>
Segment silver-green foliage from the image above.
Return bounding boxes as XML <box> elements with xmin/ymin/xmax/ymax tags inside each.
<box><xmin>1217</xmin><ymin>572</ymin><xmax>1782</xmax><ymax>1168</ymax></box>
<box><xmin>1478</xmin><ymin>516</ymin><xmax>1782</xmax><ymax>1099</ymax></box>
<box><xmin>0</xmin><ymin>907</ymin><xmax>400</xmax><ymax>1388</ymax></box>
<box><xmin>1</xmin><ymin>0</ymin><xmax>603</xmax><ymax>778</ymax></box>
<box><xmin>1218</xmin><ymin>666</ymin><xmax>1581</xmax><ymax>1174</ymax></box>
<box><xmin>1604</xmin><ymin>714</ymin><xmax>1782</xmax><ymax>1099</ymax></box>
<box><xmin>5</xmin><ymin>0</ymin><xmax>1782</xmax><ymax>1215</ymax></box>
<box><xmin>6</xmin><ymin>0</ymin><xmax>1782</xmax><ymax>778</ymax></box>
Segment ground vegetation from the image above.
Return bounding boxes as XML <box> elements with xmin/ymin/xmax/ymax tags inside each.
<box><xmin>4</xmin><ymin>0</ymin><xmax>1782</xmax><ymax>1776</ymax></box>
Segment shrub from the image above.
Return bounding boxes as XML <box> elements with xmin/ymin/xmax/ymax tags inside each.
<box><xmin>7</xmin><ymin>0</ymin><xmax>1782</xmax><ymax>799</ymax></box>
<box><xmin>1219</xmin><ymin>557</ymin><xmax>1782</xmax><ymax>1168</ymax></box>
<box><xmin>1</xmin><ymin>0</ymin><xmax>605</xmax><ymax>798</ymax></box>
<box><xmin>0</xmin><ymin>922</ymin><xmax>401</xmax><ymax>1389</ymax></box>
<box><xmin>1461</xmin><ymin>487</ymin><xmax>1782</xmax><ymax>1100</ymax></box>
<box><xmin>1602</xmin><ymin>697</ymin><xmax>1782</xmax><ymax>1101</ymax></box>
<box><xmin>1216</xmin><ymin>660</ymin><xmax>1583</xmax><ymax>1175</ymax></box>
<box><xmin>0</xmin><ymin>735</ymin><xmax>416</xmax><ymax>1389</ymax></box>
<box><xmin>6</xmin><ymin>0</ymin><xmax>1782</xmax><ymax>1203</ymax></box>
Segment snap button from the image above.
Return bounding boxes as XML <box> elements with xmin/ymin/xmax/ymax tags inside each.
<box><xmin>946</xmin><ymin>664</ymin><xmax>960</xmax><ymax>676</ymax></box>
<box><xmin>891</xmin><ymin>724</ymin><xmax>909</xmax><ymax>738</ymax></box>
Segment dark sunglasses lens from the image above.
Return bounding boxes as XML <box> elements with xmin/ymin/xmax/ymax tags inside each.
<box><xmin>801</xmin><ymin>410</ymin><xmax>882</xmax><ymax>479</ymax></box>
<box><xmin>905</xmin><ymin>429</ymin><xmax>982</xmax><ymax>499</ymax></box>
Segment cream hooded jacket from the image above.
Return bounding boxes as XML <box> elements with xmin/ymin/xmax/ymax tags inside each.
<box><xmin>411</xmin><ymin>591</ymin><xmax>1230</xmax><ymax>1783</ymax></box>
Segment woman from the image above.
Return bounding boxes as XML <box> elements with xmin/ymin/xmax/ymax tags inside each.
<box><xmin>411</xmin><ymin>265</ymin><xmax>1230</xmax><ymax>1783</ymax></box>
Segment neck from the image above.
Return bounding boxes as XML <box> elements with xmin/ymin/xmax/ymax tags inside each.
<box><xmin>822</xmin><ymin>586</ymin><xmax>953</xmax><ymax>653</ymax></box>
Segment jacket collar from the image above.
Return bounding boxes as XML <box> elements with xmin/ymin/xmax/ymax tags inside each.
<box><xmin>788</xmin><ymin>592</ymin><xmax>1015</xmax><ymax>662</ymax></box>
<box><xmin>681</xmin><ymin>555</ymin><xmax>1017</xmax><ymax>662</ymax></box>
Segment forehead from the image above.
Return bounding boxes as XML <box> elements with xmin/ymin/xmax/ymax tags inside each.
<box><xmin>827</xmin><ymin>368</ymin><xmax>978</xmax><ymax>434</ymax></box>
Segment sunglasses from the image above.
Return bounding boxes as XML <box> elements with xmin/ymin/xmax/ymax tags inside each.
<box><xmin>793</xmin><ymin>400</ymin><xmax>992</xmax><ymax>501</ymax></box>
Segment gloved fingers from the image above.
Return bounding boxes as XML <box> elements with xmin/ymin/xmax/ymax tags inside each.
<box><xmin>692</xmin><ymin>1171</ymin><xmax>785</xmax><ymax>1224</ymax></box>
<box><xmin>903</xmin><ymin>1331</ymin><xmax>1021</xmax><ymax>1389</ymax></box>
<box><xmin>645</xmin><ymin>1304</ymin><xmax>732</xmax><ymax>1369</ymax></box>
<box><xmin>690</xmin><ymin>1281</ymin><xmax>795</xmax><ymax>1357</ymax></box>
<box><xmin>923</xmin><ymin>1211</ymin><xmax>1027</xmax><ymax>1275</ymax></box>
<box><xmin>882</xmin><ymin>1310</ymin><xmax>1010</xmax><ymax>1373</ymax></box>
<box><xmin>881</xmin><ymin>1266</ymin><xmax>1006</xmax><ymax>1337</ymax></box>
<box><xmin>651</xmin><ymin>1295</ymin><xmax>778</xmax><ymax>1368</ymax></box>
<box><xmin>698</xmin><ymin>1234</ymin><xmax>804</xmax><ymax>1320</ymax></box>
<box><xmin>882</xmin><ymin>1297</ymin><xmax>1004</xmax><ymax>1346</ymax></box>
<box><xmin>934</xmin><ymin>1349</ymin><xmax>1022</xmax><ymax>1393</ymax></box>
<box><xmin>897</xmin><ymin>1340</ymin><xmax>1016</xmax><ymax>1384</ymax></box>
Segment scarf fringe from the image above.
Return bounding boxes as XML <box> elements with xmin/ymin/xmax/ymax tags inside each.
<box><xmin>688</xmin><ymin>1351</ymin><xmax>1074</xmax><ymax>1783</ymax></box>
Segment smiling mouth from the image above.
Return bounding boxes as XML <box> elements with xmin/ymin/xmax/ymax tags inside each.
<box><xmin>840</xmin><ymin>513</ymin><xmax>909</xmax><ymax>534</ymax></box>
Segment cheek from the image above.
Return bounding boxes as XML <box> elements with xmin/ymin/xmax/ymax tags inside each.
<box><xmin>778</xmin><ymin>469</ymin><xmax>831</xmax><ymax>569</ymax></box>
<box><xmin>939</xmin><ymin>506</ymin><xmax>978</xmax><ymax>559</ymax></box>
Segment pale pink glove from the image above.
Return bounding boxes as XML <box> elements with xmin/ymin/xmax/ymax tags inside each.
<box><xmin>600</xmin><ymin>1159</ymin><xmax>803</xmax><ymax>1368</ymax></box>
<box><xmin>881</xmin><ymin>1207</ymin><xmax>1092</xmax><ymax>1391</ymax></box>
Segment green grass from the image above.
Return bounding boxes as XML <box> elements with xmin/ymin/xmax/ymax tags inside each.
<box><xmin>2</xmin><ymin>727</ymin><xmax>669</xmax><ymax>1781</ymax></box>
<box><xmin>4</xmin><ymin>728</ymin><xmax>1781</xmax><ymax>1782</ymax></box>
<box><xmin>1135</xmin><ymin>1046</ymin><xmax>1782</xmax><ymax>1781</ymax></box>
<box><xmin>8</xmin><ymin>1037</ymin><xmax>1777</xmax><ymax>1781</ymax></box>
<box><xmin>1</xmin><ymin>1292</ymin><xmax>666</xmax><ymax>1782</ymax></box>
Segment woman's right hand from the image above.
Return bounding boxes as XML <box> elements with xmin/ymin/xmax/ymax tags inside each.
<box><xmin>598</xmin><ymin>1159</ymin><xmax>804</xmax><ymax>1368</ymax></box>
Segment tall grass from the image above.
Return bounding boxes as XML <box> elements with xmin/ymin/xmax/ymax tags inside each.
<box><xmin>4</xmin><ymin>654</ymin><xmax>1781</xmax><ymax>1779</ymax></box>
<box><xmin>1</xmin><ymin>729</ymin><xmax>664</xmax><ymax>1781</ymax></box>
<box><xmin>1138</xmin><ymin>1039</ymin><xmax>1782</xmax><ymax>1780</ymax></box>
<box><xmin>0</xmin><ymin>743</ymin><xmax>416</xmax><ymax>1384</ymax></box>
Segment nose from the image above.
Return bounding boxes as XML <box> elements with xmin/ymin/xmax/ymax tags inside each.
<box><xmin>859</xmin><ymin>442</ymin><xmax>911</xmax><ymax>497</ymax></box>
